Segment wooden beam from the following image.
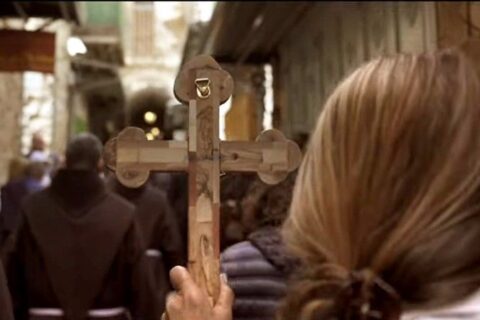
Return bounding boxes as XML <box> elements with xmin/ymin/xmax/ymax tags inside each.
<box><xmin>59</xmin><ymin>2</ymin><xmax>71</xmax><ymax>22</ymax></box>
<box><xmin>33</xmin><ymin>18</ymin><xmax>55</xmax><ymax>32</ymax></box>
<box><xmin>235</xmin><ymin>9</ymin><xmax>268</xmax><ymax>64</ymax></box>
<box><xmin>76</xmin><ymin>78</ymin><xmax>122</xmax><ymax>92</ymax></box>
<box><xmin>230</xmin><ymin>3</ymin><xmax>267</xmax><ymax>61</ymax></box>
<box><xmin>80</xmin><ymin>35</ymin><xmax>119</xmax><ymax>45</ymax></box>
<box><xmin>201</xmin><ymin>2</ymin><xmax>229</xmax><ymax>55</ymax></box>
<box><xmin>260</xmin><ymin>3</ymin><xmax>312</xmax><ymax>56</ymax></box>
<box><xmin>12</xmin><ymin>2</ymin><xmax>27</xmax><ymax>22</ymax></box>
<box><xmin>436</xmin><ymin>2</ymin><xmax>469</xmax><ymax>49</ymax></box>
<box><xmin>71</xmin><ymin>57</ymin><xmax>119</xmax><ymax>73</ymax></box>
<box><xmin>114</xmin><ymin>140</ymin><xmax>188</xmax><ymax>171</ymax></box>
<box><xmin>105</xmin><ymin>132</ymin><xmax>300</xmax><ymax>175</ymax></box>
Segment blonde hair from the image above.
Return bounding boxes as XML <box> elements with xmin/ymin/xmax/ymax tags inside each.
<box><xmin>282</xmin><ymin>49</ymin><xmax>480</xmax><ymax>319</ymax></box>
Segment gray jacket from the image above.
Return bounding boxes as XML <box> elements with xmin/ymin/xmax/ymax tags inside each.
<box><xmin>221</xmin><ymin>227</ymin><xmax>298</xmax><ymax>320</ymax></box>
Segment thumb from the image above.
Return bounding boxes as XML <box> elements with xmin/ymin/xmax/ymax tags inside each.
<box><xmin>170</xmin><ymin>266</ymin><xmax>196</xmax><ymax>293</ymax></box>
<box><xmin>215</xmin><ymin>273</ymin><xmax>234</xmax><ymax>309</ymax></box>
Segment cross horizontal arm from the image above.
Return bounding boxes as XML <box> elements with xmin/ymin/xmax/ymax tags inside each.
<box><xmin>115</xmin><ymin>140</ymin><xmax>188</xmax><ymax>171</ymax></box>
<box><xmin>104</xmin><ymin>127</ymin><xmax>301</xmax><ymax>187</ymax></box>
<box><xmin>110</xmin><ymin>140</ymin><xmax>294</xmax><ymax>174</ymax></box>
<box><xmin>220</xmin><ymin>141</ymin><xmax>290</xmax><ymax>172</ymax></box>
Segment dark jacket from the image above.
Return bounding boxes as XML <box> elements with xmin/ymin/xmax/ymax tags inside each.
<box><xmin>221</xmin><ymin>227</ymin><xmax>299</xmax><ymax>320</ymax></box>
<box><xmin>109</xmin><ymin>179</ymin><xmax>186</xmax><ymax>314</ymax></box>
<box><xmin>0</xmin><ymin>177</ymin><xmax>42</xmax><ymax>247</ymax></box>
<box><xmin>5</xmin><ymin>170</ymin><xmax>158</xmax><ymax>320</ymax></box>
<box><xmin>0</xmin><ymin>259</ymin><xmax>13</xmax><ymax>320</ymax></box>
<box><xmin>164</xmin><ymin>173</ymin><xmax>188</xmax><ymax>259</ymax></box>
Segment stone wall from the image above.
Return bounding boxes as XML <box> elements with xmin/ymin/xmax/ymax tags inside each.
<box><xmin>51</xmin><ymin>20</ymin><xmax>72</xmax><ymax>155</ymax></box>
<box><xmin>0</xmin><ymin>72</ymin><xmax>23</xmax><ymax>184</ymax></box>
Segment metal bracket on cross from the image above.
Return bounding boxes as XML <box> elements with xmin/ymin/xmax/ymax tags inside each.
<box><xmin>103</xmin><ymin>55</ymin><xmax>302</xmax><ymax>301</ymax></box>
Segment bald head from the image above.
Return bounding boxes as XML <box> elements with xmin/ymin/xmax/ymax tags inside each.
<box><xmin>66</xmin><ymin>133</ymin><xmax>103</xmax><ymax>171</ymax></box>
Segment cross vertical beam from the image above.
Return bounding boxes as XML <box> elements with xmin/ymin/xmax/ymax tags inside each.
<box><xmin>174</xmin><ymin>56</ymin><xmax>234</xmax><ymax>300</ymax></box>
<box><xmin>188</xmin><ymin>77</ymin><xmax>221</xmax><ymax>299</ymax></box>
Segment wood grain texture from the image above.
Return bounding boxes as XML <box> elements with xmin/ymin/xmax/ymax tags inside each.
<box><xmin>365</xmin><ymin>2</ymin><xmax>397</xmax><ymax>59</ymax></box>
<box><xmin>220</xmin><ymin>130</ymin><xmax>302</xmax><ymax>184</ymax></box>
<box><xmin>103</xmin><ymin>55</ymin><xmax>302</xmax><ymax>304</ymax></box>
<box><xmin>436</xmin><ymin>2</ymin><xmax>468</xmax><ymax>49</ymax></box>
<box><xmin>188</xmin><ymin>67</ymin><xmax>221</xmax><ymax>300</ymax></box>
<box><xmin>397</xmin><ymin>2</ymin><xmax>427</xmax><ymax>53</ymax></box>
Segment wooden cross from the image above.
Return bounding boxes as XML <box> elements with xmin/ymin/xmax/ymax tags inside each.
<box><xmin>104</xmin><ymin>55</ymin><xmax>302</xmax><ymax>301</ymax></box>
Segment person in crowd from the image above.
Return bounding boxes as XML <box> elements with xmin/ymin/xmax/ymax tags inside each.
<box><xmin>220</xmin><ymin>173</ymin><xmax>257</xmax><ymax>251</ymax></box>
<box><xmin>291</xmin><ymin>131</ymin><xmax>310</xmax><ymax>153</ymax></box>
<box><xmin>108</xmin><ymin>175</ymin><xmax>185</xmax><ymax>315</ymax></box>
<box><xmin>47</xmin><ymin>152</ymin><xmax>65</xmax><ymax>179</ymax></box>
<box><xmin>26</xmin><ymin>132</ymin><xmax>46</xmax><ymax>159</ymax></box>
<box><xmin>221</xmin><ymin>172</ymin><xmax>299</xmax><ymax>320</ymax></box>
<box><xmin>0</xmin><ymin>259</ymin><xmax>13</xmax><ymax>320</ymax></box>
<box><xmin>28</xmin><ymin>150</ymin><xmax>52</xmax><ymax>188</ymax></box>
<box><xmin>6</xmin><ymin>133</ymin><xmax>158</xmax><ymax>320</ymax></box>
<box><xmin>163</xmin><ymin>48</ymin><xmax>480</xmax><ymax>320</ymax></box>
<box><xmin>162</xmin><ymin>173</ymin><xmax>189</xmax><ymax>260</ymax></box>
<box><xmin>0</xmin><ymin>159</ymin><xmax>47</xmax><ymax>250</ymax></box>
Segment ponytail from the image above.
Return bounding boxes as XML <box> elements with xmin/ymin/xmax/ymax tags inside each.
<box><xmin>280</xmin><ymin>264</ymin><xmax>401</xmax><ymax>320</ymax></box>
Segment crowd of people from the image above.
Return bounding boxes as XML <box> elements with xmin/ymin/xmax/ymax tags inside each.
<box><xmin>0</xmin><ymin>127</ymin><xmax>299</xmax><ymax>320</ymax></box>
<box><xmin>2</xmin><ymin>43</ymin><xmax>480</xmax><ymax>320</ymax></box>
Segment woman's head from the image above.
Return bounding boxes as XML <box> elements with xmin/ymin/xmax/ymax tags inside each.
<box><xmin>282</xmin><ymin>48</ymin><xmax>480</xmax><ymax>319</ymax></box>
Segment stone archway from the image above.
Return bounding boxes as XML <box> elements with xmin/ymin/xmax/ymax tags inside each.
<box><xmin>127</xmin><ymin>86</ymin><xmax>172</xmax><ymax>139</ymax></box>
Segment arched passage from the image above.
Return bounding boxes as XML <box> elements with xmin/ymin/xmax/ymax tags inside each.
<box><xmin>127</xmin><ymin>87</ymin><xmax>172</xmax><ymax>139</ymax></box>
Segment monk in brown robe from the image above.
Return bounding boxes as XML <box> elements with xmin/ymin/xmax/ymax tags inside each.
<box><xmin>0</xmin><ymin>260</ymin><xmax>13</xmax><ymax>320</ymax></box>
<box><xmin>108</xmin><ymin>177</ymin><xmax>185</xmax><ymax>314</ymax></box>
<box><xmin>5</xmin><ymin>133</ymin><xmax>158</xmax><ymax>320</ymax></box>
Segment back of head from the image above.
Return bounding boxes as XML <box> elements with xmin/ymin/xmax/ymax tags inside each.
<box><xmin>65</xmin><ymin>133</ymin><xmax>103</xmax><ymax>171</ymax></box>
<box><xmin>31</xmin><ymin>132</ymin><xmax>46</xmax><ymax>152</ymax></box>
<box><xmin>282</xmin><ymin>48</ymin><xmax>480</xmax><ymax>320</ymax></box>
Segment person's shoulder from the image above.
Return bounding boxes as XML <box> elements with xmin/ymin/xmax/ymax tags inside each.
<box><xmin>146</xmin><ymin>184</ymin><xmax>168</xmax><ymax>198</ymax></box>
<box><xmin>221</xmin><ymin>240</ymin><xmax>264</xmax><ymax>263</ymax></box>
<box><xmin>22</xmin><ymin>187</ymin><xmax>49</xmax><ymax>206</ymax></box>
<box><xmin>221</xmin><ymin>240</ymin><xmax>281</xmax><ymax>278</ymax></box>
<box><xmin>19</xmin><ymin>188</ymin><xmax>54</xmax><ymax>222</ymax></box>
<box><xmin>95</xmin><ymin>192</ymin><xmax>136</xmax><ymax>232</ymax></box>
<box><xmin>103</xmin><ymin>191</ymin><xmax>136</xmax><ymax>214</ymax></box>
<box><xmin>2</xmin><ymin>178</ymin><xmax>27</xmax><ymax>192</ymax></box>
<box><xmin>141</xmin><ymin>185</ymin><xmax>169</xmax><ymax>206</ymax></box>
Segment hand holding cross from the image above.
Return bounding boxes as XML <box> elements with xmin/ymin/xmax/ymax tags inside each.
<box><xmin>104</xmin><ymin>55</ymin><xmax>302</xmax><ymax>302</ymax></box>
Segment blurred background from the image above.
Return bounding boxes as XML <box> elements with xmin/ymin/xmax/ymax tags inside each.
<box><xmin>0</xmin><ymin>1</ymin><xmax>474</xmax><ymax>184</ymax></box>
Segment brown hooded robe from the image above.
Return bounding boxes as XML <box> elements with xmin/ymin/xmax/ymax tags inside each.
<box><xmin>6</xmin><ymin>170</ymin><xmax>158</xmax><ymax>320</ymax></box>
<box><xmin>109</xmin><ymin>179</ymin><xmax>185</xmax><ymax>314</ymax></box>
<box><xmin>0</xmin><ymin>259</ymin><xmax>13</xmax><ymax>320</ymax></box>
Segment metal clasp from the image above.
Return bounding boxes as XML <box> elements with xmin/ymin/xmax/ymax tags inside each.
<box><xmin>195</xmin><ymin>78</ymin><xmax>211</xmax><ymax>99</ymax></box>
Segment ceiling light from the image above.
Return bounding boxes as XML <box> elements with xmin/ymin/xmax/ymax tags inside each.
<box><xmin>151</xmin><ymin>127</ymin><xmax>161</xmax><ymax>137</ymax></box>
<box><xmin>144</xmin><ymin>111</ymin><xmax>157</xmax><ymax>124</ymax></box>
<box><xmin>146</xmin><ymin>133</ymin><xmax>155</xmax><ymax>141</ymax></box>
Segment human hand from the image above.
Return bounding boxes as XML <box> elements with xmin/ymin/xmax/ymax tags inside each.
<box><xmin>165</xmin><ymin>266</ymin><xmax>234</xmax><ymax>320</ymax></box>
